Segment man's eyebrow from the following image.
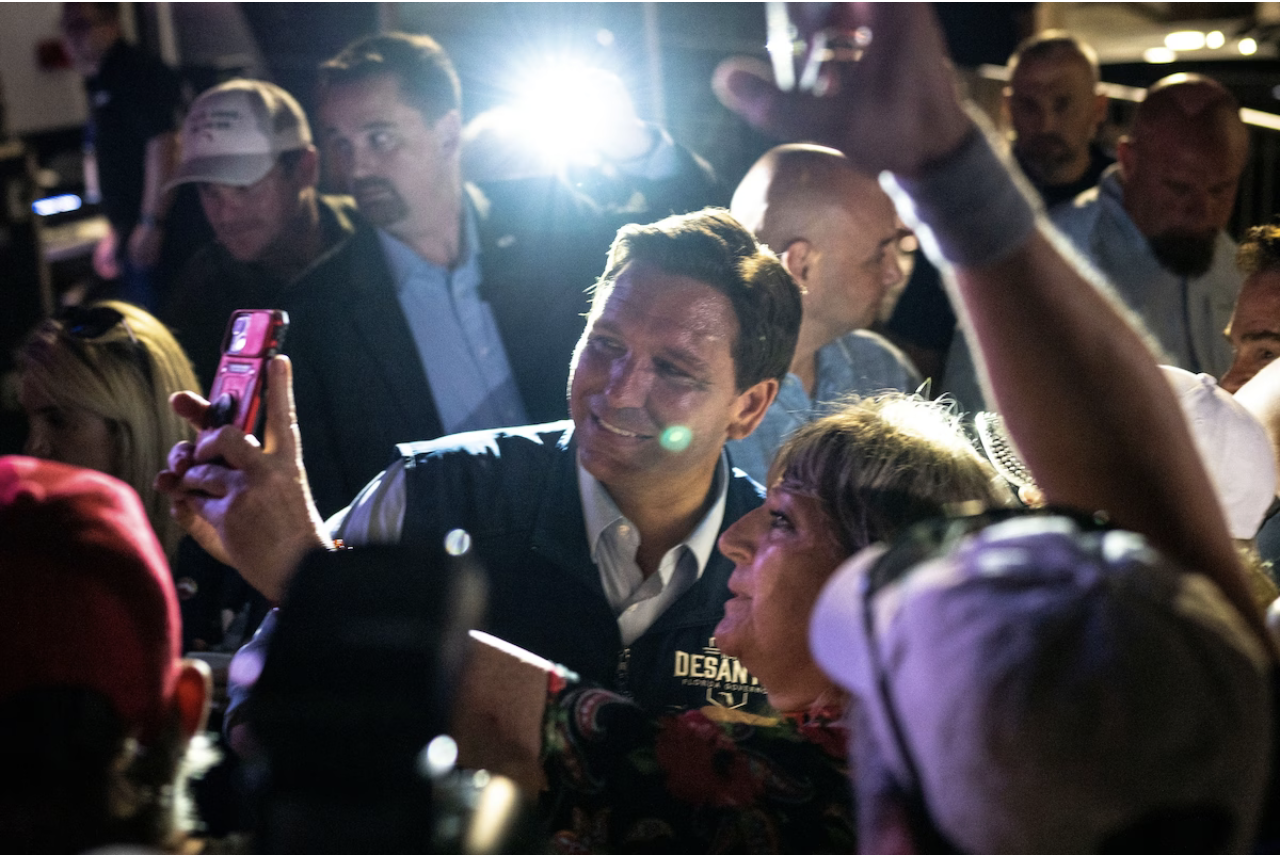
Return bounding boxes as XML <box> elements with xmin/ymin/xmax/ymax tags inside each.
<box><xmin>591</xmin><ymin>318</ymin><xmax>714</xmax><ymax>372</ymax></box>
<box><xmin>1241</xmin><ymin>330</ymin><xmax>1280</xmax><ymax>344</ymax></box>
<box><xmin>591</xmin><ymin>318</ymin><xmax>622</xmax><ymax>336</ymax></box>
<box><xmin>658</xmin><ymin>344</ymin><xmax>713</xmax><ymax>374</ymax></box>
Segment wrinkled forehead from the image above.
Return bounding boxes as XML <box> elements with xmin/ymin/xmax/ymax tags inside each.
<box><xmin>590</xmin><ymin>264</ymin><xmax>740</xmax><ymax>337</ymax></box>
<box><xmin>1135</xmin><ymin>98</ymin><xmax>1248</xmax><ymax>161</ymax></box>
<box><xmin>1235</xmin><ymin>270</ymin><xmax>1280</xmax><ymax>326</ymax></box>
<box><xmin>320</xmin><ymin>71</ymin><xmax>418</xmax><ymax>128</ymax></box>
<box><xmin>1143</xmin><ymin>132</ymin><xmax>1246</xmax><ymax>185</ymax></box>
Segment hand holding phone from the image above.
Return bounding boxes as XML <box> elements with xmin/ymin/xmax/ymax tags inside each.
<box><xmin>206</xmin><ymin>309</ymin><xmax>289</xmax><ymax>435</ymax></box>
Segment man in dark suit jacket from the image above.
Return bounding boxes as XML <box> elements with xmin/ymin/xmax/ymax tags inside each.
<box><xmin>284</xmin><ymin>183</ymin><xmax>607</xmax><ymax>515</ymax></box>
<box><xmin>285</xmin><ymin>32</ymin><xmax>718</xmax><ymax>516</ymax></box>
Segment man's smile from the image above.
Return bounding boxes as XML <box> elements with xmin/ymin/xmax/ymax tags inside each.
<box><xmin>593</xmin><ymin>413</ymin><xmax>655</xmax><ymax>440</ymax></box>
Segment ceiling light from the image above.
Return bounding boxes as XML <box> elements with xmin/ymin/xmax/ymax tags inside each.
<box><xmin>1165</xmin><ymin>31</ymin><xmax>1206</xmax><ymax>51</ymax></box>
<box><xmin>509</xmin><ymin>62</ymin><xmax>641</xmax><ymax>166</ymax></box>
<box><xmin>1240</xmin><ymin>38</ymin><xmax>1259</xmax><ymax>56</ymax></box>
<box><xmin>1143</xmin><ymin>47</ymin><xmax>1178</xmax><ymax>64</ymax></box>
<box><xmin>1206</xmin><ymin>31</ymin><xmax>1225</xmax><ymax>49</ymax></box>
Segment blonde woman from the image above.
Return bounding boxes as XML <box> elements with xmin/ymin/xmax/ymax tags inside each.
<box><xmin>17</xmin><ymin>301</ymin><xmax>199</xmax><ymax>559</ymax></box>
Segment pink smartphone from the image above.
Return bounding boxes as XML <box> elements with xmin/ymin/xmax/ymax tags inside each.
<box><xmin>206</xmin><ymin>309</ymin><xmax>289</xmax><ymax>434</ymax></box>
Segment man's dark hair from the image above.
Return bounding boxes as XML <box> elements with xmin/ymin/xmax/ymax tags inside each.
<box><xmin>1238</xmin><ymin>224</ymin><xmax>1280</xmax><ymax>277</ymax></box>
<box><xmin>588</xmin><ymin>208</ymin><xmax>803</xmax><ymax>390</ymax></box>
<box><xmin>319</xmin><ymin>32</ymin><xmax>461</xmax><ymax>123</ymax></box>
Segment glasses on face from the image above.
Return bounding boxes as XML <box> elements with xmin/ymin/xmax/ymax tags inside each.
<box><xmin>856</xmin><ymin>506</ymin><xmax>1109</xmax><ymax>853</ymax></box>
<box><xmin>56</xmin><ymin>305</ymin><xmax>154</xmax><ymax>390</ymax></box>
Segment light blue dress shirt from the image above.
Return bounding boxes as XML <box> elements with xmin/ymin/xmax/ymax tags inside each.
<box><xmin>727</xmin><ymin>329</ymin><xmax>921</xmax><ymax>484</ymax></box>
<box><xmin>1050</xmin><ymin>165</ymin><xmax>1240</xmax><ymax>377</ymax></box>
<box><xmin>379</xmin><ymin>203</ymin><xmax>528</xmax><ymax>434</ymax></box>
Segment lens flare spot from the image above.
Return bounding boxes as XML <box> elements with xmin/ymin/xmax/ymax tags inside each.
<box><xmin>418</xmin><ymin>734</ymin><xmax>458</xmax><ymax>779</ymax></box>
<box><xmin>660</xmin><ymin>425</ymin><xmax>692</xmax><ymax>452</ymax></box>
<box><xmin>445</xmin><ymin>528</ymin><xmax>472</xmax><ymax>556</ymax></box>
<box><xmin>228</xmin><ymin>649</ymin><xmax>264</xmax><ymax>689</ymax></box>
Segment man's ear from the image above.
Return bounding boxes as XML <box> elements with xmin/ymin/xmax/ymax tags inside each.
<box><xmin>435</xmin><ymin>109</ymin><xmax>463</xmax><ymax>159</ymax></box>
<box><xmin>1116</xmin><ymin>136</ymin><xmax>1135</xmax><ymax>182</ymax></box>
<box><xmin>298</xmin><ymin>145</ymin><xmax>321</xmax><ymax>188</ymax></box>
<box><xmin>726</xmin><ymin>377</ymin><xmax>780</xmax><ymax>441</ymax></box>
<box><xmin>779</xmin><ymin>240</ymin><xmax>813</xmax><ymax>289</ymax></box>
<box><xmin>174</xmin><ymin>659</ymin><xmax>212</xmax><ymax>740</ymax></box>
<box><xmin>1091</xmin><ymin>91</ymin><xmax>1109</xmax><ymax>129</ymax></box>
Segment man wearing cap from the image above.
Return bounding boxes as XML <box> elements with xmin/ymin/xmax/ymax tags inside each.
<box><xmin>0</xmin><ymin>456</ymin><xmax>213</xmax><ymax>851</ymax></box>
<box><xmin>810</xmin><ymin>513</ymin><xmax>1272</xmax><ymax>852</ymax></box>
<box><xmin>161</xmin><ymin>79</ymin><xmax>361</xmax><ymax>389</ymax></box>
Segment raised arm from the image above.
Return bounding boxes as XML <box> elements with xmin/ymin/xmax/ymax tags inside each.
<box><xmin>718</xmin><ymin>3</ymin><xmax>1265</xmax><ymax>643</ymax></box>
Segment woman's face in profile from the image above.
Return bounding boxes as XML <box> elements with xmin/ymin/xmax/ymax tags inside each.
<box><xmin>19</xmin><ymin>374</ymin><xmax>117</xmax><ymax>476</ymax></box>
<box><xmin>715</xmin><ymin>482</ymin><xmax>846</xmax><ymax>710</ymax></box>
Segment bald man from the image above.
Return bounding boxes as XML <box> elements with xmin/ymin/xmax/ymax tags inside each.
<box><xmin>1052</xmin><ymin>74</ymin><xmax>1249</xmax><ymax>376</ymax></box>
<box><xmin>726</xmin><ymin>144</ymin><xmax>920</xmax><ymax>483</ymax></box>
<box><xmin>1006</xmin><ymin>31</ymin><xmax>1112</xmax><ymax>207</ymax></box>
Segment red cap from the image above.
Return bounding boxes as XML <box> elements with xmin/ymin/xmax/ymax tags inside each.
<box><xmin>0</xmin><ymin>456</ymin><xmax>182</xmax><ymax>742</ymax></box>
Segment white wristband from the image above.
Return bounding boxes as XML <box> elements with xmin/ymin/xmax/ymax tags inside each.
<box><xmin>881</xmin><ymin>112</ymin><xmax>1040</xmax><ymax>268</ymax></box>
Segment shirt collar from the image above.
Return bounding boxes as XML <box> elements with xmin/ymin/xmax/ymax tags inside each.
<box><xmin>578</xmin><ymin>453</ymin><xmax>730</xmax><ymax>578</ymax></box>
<box><xmin>1098</xmin><ymin>163</ymin><xmax>1125</xmax><ymax>206</ymax></box>
<box><xmin>376</xmin><ymin>196</ymin><xmax>481</xmax><ymax>287</ymax></box>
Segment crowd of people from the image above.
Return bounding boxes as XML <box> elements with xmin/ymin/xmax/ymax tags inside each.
<box><xmin>6</xmin><ymin>2</ymin><xmax>1280</xmax><ymax>852</ymax></box>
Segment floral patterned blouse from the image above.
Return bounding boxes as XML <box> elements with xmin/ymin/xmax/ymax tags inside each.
<box><xmin>540</xmin><ymin>685</ymin><xmax>856</xmax><ymax>853</ymax></box>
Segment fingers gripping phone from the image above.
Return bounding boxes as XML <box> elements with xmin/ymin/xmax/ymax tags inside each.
<box><xmin>206</xmin><ymin>310</ymin><xmax>289</xmax><ymax>435</ymax></box>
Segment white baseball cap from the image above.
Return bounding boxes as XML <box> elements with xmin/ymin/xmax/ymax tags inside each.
<box><xmin>168</xmin><ymin>79</ymin><xmax>311</xmax><ymax>191</ymax></box>
<box><xmin>1161</xmin><ymin>366</ymin><xmax>1277</xmax><ymax>540</ymax></box>
<box><xmin>811</xmin><ymin>513</ymin><xmax>1272</xmax><ymax>852</ymax></box>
